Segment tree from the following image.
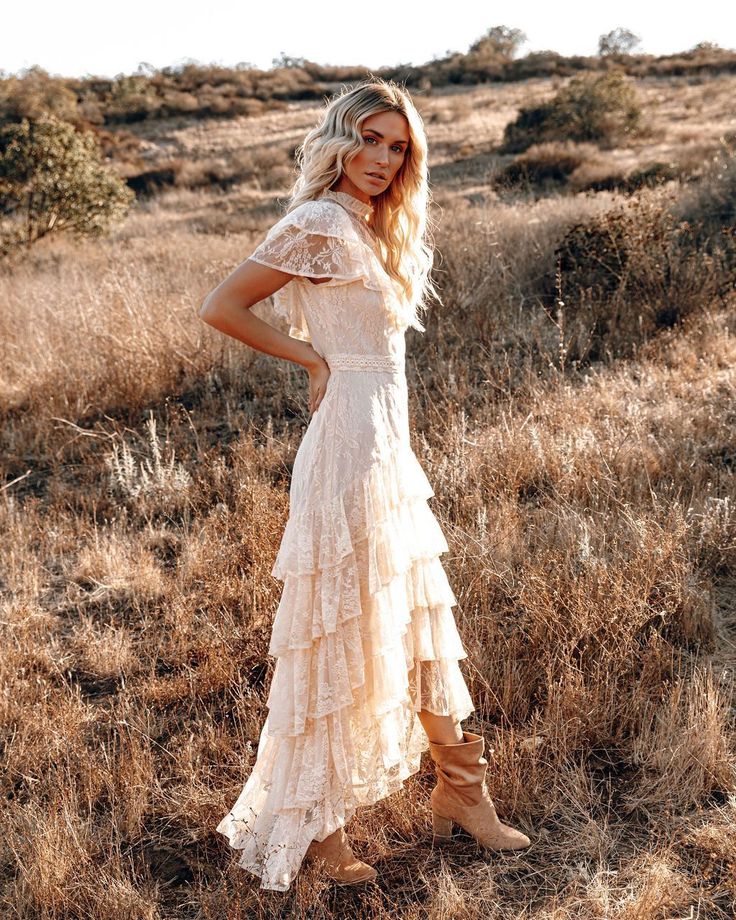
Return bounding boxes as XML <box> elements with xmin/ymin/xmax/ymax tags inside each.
<box><xmin>0</xmin><ymin>64</ymin><xmax>79</xmax><ymax>125</ymax></box>
<box><xmin>468</xmin><ymin>26</ymin><xmax>527</xmax><ymax>60</ymax></box>
<box><xmin>272</xmin><ymin>53</ymin><xmax>306</xmax><ymax>70</ymax></box>
<box><xmin>598</xmin><ymin>28</ymin><xmax>642</xmax><ymax>57</ymax></box>
<box><xmin>0</xmin><ymin>115</ymin><xmax>134</xmax><ymax>256</ymax></box>
<box><xmin>690</xmin><ymin>41</ymin><xmax>722</xmax><ymax>53</ymax></box>
<box><xmin>135</xmin><ymin>61</ymin><xmax>158</xmax><ymax>78</ymax></box>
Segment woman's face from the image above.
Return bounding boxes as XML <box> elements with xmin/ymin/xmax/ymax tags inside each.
<box><xmin>337</xmin><ymin>111</ymin><xmax>410</xmax><ymax>203</ymax></box>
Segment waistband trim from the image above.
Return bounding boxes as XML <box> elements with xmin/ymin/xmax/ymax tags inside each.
<box><xmin>324</xmin><ymin>352</ymin><xmax>404</xmax><ymax>372</ymax></box>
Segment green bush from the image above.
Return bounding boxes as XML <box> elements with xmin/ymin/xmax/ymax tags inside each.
<box><xmin>0</xmin><ymin>115</ymin><xmax>135</xmax><ymax>256</ymax></box>
<box><xmin>502</xmin><ymin>70</ymin><xmax>642</xmax><ymax>153</ymax></box>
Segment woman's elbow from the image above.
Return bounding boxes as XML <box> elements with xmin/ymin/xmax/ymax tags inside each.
<box><xmin>198</xmin><ymin>293</ymin><xmax>220</xmax><ymax>325</ymax></box>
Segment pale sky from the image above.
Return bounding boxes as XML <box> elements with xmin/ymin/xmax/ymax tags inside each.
<box><xmin>3</xmin><ymin>0</ymin><xmax>735</xmax><ymax>79</ymax></box>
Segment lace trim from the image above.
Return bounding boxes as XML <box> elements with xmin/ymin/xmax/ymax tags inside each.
<box><xmin>324</xmin><ymin>352</ymin><xmax>404</xmax><ymax>372</ymax></box>
<box><xmin>320</xmin><ymin>188</ymin><xmax>374</xmax><ymax>219</ymax></box>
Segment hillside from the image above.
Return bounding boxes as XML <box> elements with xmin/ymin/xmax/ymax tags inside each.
<box><xmin>1</xmin><ymin>69</ymin><xmax>735</xmax><ymax>919</ymax></box>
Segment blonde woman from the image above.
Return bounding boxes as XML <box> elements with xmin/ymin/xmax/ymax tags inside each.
<box><xmin>200</xmin><ymin>78</ymin><xmax>531</xmax><ymax>892</ymax></box>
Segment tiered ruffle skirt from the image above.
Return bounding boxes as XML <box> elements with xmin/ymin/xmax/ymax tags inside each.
<box><xmin>216</xmin><ymin>440</ymin><xmax>475</xmax><ymax>891</ymax></box>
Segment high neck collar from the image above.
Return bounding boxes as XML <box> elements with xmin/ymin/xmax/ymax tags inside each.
<box><xmin>320</xmin><ymin>188</ymin><xmax>374</xmax><ymax>219</ymax></box>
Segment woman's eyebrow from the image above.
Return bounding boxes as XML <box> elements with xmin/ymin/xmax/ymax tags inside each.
<box><xmin>364</xmin><ymin>129</ymin><xmax>409</xmax><ymax>145</ymax></box>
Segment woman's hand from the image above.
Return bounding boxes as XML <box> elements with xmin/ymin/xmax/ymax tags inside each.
<box><xmin>306</xmin><ymin>354</ymin><xmax>331</xmax><ymax>415</ymax></box>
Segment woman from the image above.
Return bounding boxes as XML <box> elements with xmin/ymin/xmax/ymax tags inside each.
<box><xmin>199</xmin><ymin>78</ymin><xmax>531</xmax><ymax>892</ymax></box>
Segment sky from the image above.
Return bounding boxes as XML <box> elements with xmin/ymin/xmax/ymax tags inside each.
<box><xmin>3</xmin><ymin>0</ymin><xmax>736</xmax><ymax>80</ymax></box>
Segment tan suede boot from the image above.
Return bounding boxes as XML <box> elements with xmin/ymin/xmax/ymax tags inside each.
<box><xmin>428</xmin><ymin>731</ymin><xmax>531</xmax><ymax>851</ymax></box>
<box><xmin>304</xmin><ymin>826</ymin><xmax>378</xmax><ymax>885</ymax></box>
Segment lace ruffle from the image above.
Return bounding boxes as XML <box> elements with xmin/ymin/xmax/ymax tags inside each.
<box><xmin>269</xmin><ymin>552</ymin><xmax>459</xmax><ymax>654</ymax></box>
<box><xmin>271</xmin><ymin>445</ymin><xmax>443</xmax><ymax>584</ymax></box>
<box><xmin>266</xmin><ymin>560</ymin><xmax>471</xmax><ymax>734</ymax></box>
<box><xmin>215</xmin><ymin>702</ymin><xmax>430</xmax><ymax>891</ymax></box>
<box><xmin>216</xmin><ymin>445</ymin><xmax>475</xmax><ymax>891</ymax></box>
<box><xmin>266</xmin><ymin>445</ymin><xmax>473</xmax><ymax>727</ymax></box>
<box><xmin>248</xmin><ymin>199</ymin><xmax>386</xmax><ymax>344</ymax></box>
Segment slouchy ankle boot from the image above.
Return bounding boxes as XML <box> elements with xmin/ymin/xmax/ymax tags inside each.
<box><xmin>428</xmin><ymin>731</ymin><xmax>531</xmax><ymax>851</ymax></box>
<box><xmin>304</xmin><ymin>826</ymin><xmax>378</xmax><ymax>885</ymax></box>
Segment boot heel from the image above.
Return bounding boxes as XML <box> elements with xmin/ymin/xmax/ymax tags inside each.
<box><xmin>432</xmin><ymin>811</ymin><xmax>454</xmax><ymax>840</ymax></box>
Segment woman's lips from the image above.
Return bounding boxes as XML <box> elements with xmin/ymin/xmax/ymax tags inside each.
<box><xmin>367</xmin><ymin>173</ymin><xmax>385</xmax><ymax>183</ymax></box>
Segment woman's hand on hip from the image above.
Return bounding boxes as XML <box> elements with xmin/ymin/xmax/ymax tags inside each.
<box><xmin>307</xmin><ymin>355</ymin><xmax>331</xmax><ymax>415</ymax></box>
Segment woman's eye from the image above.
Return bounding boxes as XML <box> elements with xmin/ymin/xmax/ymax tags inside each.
<box><xmin>363</xmin><ymin>136</ymin><xmax>404</xmax><ymax>153</ymax></box>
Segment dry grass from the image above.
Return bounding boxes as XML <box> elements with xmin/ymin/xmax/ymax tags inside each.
<box><xmin>1</xmin><ymin>75</ymin><xmax>735</xmax><ymax>919</ymax></box>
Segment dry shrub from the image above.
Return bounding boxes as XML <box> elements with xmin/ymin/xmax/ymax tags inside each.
<box><xmin>622</xmin><ymin>667</ymin><xmax>736</xmax><ymax>813</ymax></box>
<box><xmin>549</xmin><ymin>190</ymin><xmax>733</xmax><ymax>363</ymax></box>
<box><xmin>125</xmin><ymin>161</ymin><xmax>181</xmax><ymax>197</ymax></box>
<box><xmin>621</xmin><ymin>160</ymin><xmax>682</xmax><ymax>192</ymax></box>
<box><xmin>686</xmin><ymin>496</ymin><xmax>736</xmax><ymax>576</ymax></box>
<box><xmin>673</xmin><ymin>141</ymin><xmax>736</xmax><ymax>250</ymax></box>
<box><xmin>500</xmin><ymin>148</ymin><xmax>683</xmax><ymax>196</ymax></box>
<box><xmin>567</xmin><ymin>160</ymin><xmax>628</xmax><ymax>193</ymax></box>
<box><xmin>497</xmin><ymin>140</ymin><xmax>601</xmax><ymax>190</ymax></box>
<box><xmin>104</xmin><ymin>412</ymin><xmax>193</xmax><ymax>515</ymax></box>
<box><xmin>125</xmin><ymin>148</ymin><xmax>294</xmax><ymax>196</ymax></box>
<box><xmin>571</xmin><ymin>160</ymin><xmax>686</xmax><ymax>195</ymax></box>
<box><xmin>227</xmin><ymin>149</ymin><xmax>283</xmax><ymax>189</ymax></box>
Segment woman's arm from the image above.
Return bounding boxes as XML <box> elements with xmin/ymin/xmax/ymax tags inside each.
<box><xmin>199</xmin><ymin>257</ymin><xmax>332</xmax><ymax>415</ymax></box>
<box><xmin>198</xmin><ymin>258</ymin><xmax>326</xmax><ymax>371</ymax></box>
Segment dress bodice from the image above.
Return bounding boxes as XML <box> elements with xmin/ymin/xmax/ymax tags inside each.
<box><xmin>247</xmin><ymin>188</ymin><xmax>412</xmax><ymax>368</ymax></box>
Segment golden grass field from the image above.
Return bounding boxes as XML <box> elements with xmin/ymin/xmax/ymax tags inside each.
<box><xmin>1</xmin><ymin>74</ymin><xmax>736</xmax><ymax>918</ymax></box>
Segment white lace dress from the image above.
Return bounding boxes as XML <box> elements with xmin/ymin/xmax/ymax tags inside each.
<box><xmin>215</xmin><ymin>187</ymin><xmax>475</xmax><ymax>891</ymax></box>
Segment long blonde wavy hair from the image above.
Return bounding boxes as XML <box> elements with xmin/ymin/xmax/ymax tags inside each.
<box><xmin>283</xmin><ymin>77</ymin><xmax>443</xmax><ymax>334</ymax></box>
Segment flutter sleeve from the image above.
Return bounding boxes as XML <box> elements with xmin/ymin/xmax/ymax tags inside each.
<box><xmin>246</xmin><ymin>199</ymin><xmax>382</xmax><ymax>342</ymax></box>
